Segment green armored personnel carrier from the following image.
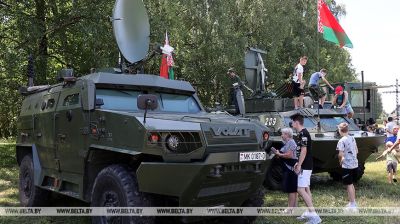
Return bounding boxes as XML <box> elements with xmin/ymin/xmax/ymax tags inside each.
<box><xmin>228</xmin><ymin>48</ymin><xmax>385</xmax><ymax>190</ymax></box>
<box><xmin>15</xmin><ymin>1</ymin><xmax>270</xmax><ymax>223</ymax></box>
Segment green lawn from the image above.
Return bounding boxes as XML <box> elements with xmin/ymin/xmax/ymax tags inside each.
<box><xmin>0</xmin><ymin>142</ymin><xmax>399</xmax><ymax>224</ymax></box>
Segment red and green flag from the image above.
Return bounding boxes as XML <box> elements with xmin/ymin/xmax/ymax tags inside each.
<box><xmin>160</xmin><ymin>32</ymin><xmax>175</xmax><ymax>79</ymax></box>
<box><xmin>318</xmin><ymin>0</ymin><xmax>353</xmax><ymax>48</ymax></box>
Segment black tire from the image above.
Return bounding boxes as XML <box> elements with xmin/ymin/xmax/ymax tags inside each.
<box><xmin>264</xmin><ymin>158</ymin><xmax>283</xmax><ymax>190</ymax></box>
<box><xmin>91</xmin><ymin>164</ymin><xmax>155</xmax><ymax>224</ymax></box>
<box><xmin>329</xmin><ymin>163</ymin><xmax>365</xmax><ymax>182</ymax></box>
<box><xmin>221</xmin><ymin>187</ymin><xmax>265</xmax><ymax>224</ymax></box>
<box><xmin>19</xmin><ymin>154</ymin><xmax>50</xmax><ymax>206</ymax></box>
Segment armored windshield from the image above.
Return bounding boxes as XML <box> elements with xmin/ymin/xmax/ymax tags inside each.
<box><xmin>320</xmin><ymin>117</ymin><xmax>358</xmax><ymax>131</ymax></box>
<box><xmin>284</xmin><ymin>117</ymin><xmax>316</xmax><ymax>129</ymax></box>
<box><xmin>96</xmin><ymin>89</ymin><xmax>201</xmax><ymax>113</ymax></box>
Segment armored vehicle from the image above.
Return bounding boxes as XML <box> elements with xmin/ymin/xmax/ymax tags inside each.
<box><xmin>228</xmin><ymin>48</ymin><xmax>385</xmax><ymax>190</ymax></box>
<box><xmin>15</xmin><ymin>1</ymin><xmax>271</xmax><ymax>223</ymax></box>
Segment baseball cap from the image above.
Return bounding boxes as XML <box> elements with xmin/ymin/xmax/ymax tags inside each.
<box><xmin>335</xmin><ymin>86</ymin><xmax>343</xmax><ymax>94</ymax></box>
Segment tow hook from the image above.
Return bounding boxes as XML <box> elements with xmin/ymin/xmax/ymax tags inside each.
<box><xmin>209</xmin><ymin>165</ymin><xmax>223</xmax><ymax>178</ymax></box>
<box><xmin>254</xmin><ymin>162</ymin><xmax>262</xmax><ymax>174</ymax></box>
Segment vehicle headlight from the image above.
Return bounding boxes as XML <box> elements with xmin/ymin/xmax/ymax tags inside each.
<box><xmin>166</xmin><ymin>135</ymin><xmax>180</xmax><ymax>152</ymax></box>
<box><xmin>147</xmin><ymin>131</ymin><xmax>202</xmax><ymax>154</ymax></box>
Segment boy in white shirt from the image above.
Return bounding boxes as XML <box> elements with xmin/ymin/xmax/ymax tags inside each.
<box><xmin>292</xmin><ymin>56</ymin><xmax>308</xmax><ymax>109</ymax></box>
<box><xmin>336</xmin><ymin>122</ymin><xmax>358</xmax><ymax>209</ymax></box>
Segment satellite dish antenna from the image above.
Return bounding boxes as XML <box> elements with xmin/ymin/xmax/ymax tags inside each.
<box><xmin>112</xmin><ymin>0</ymin><xmax>150</xmax><ymax>64</ymax></box>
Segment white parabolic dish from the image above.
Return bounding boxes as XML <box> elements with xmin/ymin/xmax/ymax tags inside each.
<box><xmin>112</xmin><ymin>0</ymin><xmax>150</xmax><ymax>64</ymax></box>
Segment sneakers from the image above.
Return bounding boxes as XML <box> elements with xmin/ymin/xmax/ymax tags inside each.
<box><xmin>305</xmin><ymin>215</ymin><xmax>322</xmax><ymax>224</ymax></box>
<box><xmin>296</xmin><ymin>211</ymin><xmax>310</xmax><ymax>221</ymax></box>
<box><xmin>344</xmin><ymin>202</ymin><xmax>358</xmax><ymax>213</ymax></box>
<box><xmin>297</xmin><ymin>211</ymin><xmax>322</xmax><ymax>224</ymax></box>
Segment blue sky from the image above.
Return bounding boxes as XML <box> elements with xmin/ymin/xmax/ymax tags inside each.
<box><xmin>335</xmin><ymin>0</ymin><xmax>400</xmax><ymax>114</ymax></box>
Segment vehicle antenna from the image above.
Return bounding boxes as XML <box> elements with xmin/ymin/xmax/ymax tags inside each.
<box><xmin>27</xmin><ymin>54</ymin><xmax>35</xmax><ymax>87</ymax></box>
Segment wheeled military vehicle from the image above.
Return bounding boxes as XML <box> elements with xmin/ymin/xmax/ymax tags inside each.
<box><xmin>15</xmin><ymin>1</ymin><xmax>271</xmax><ymax>223</ymax></box>
<box><xmin>317</xmin><ymin>81</ymin><xmax>382</xmax><ymax>130</ymax></box>
<box><xmin>225</xmin><ymin>48</ymin><xmax>385</xmax><ymax>190</ymax></box>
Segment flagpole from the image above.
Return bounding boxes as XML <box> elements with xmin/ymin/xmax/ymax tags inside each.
<box><xmin>316</xmin><ymin>0</ymin><xmax>320</xmax><ymax>71</ymax></box>
<box><xmin>316</xmin><ymin>0</ymin><xmax>321</xmax><ymax>132</ymax></box>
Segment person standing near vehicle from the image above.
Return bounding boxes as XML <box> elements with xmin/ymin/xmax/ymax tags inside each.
<box><xmin>385</xmin><ymin>117</ymin><xmax>396</xmax><ymax>141</ymax></box>
<box><xmin>291</xmin><ymin>114</ymin><xmax>321</xmax><ymax>224</ymax></box>
<box><xmin>292</xmin><ymin>56</ymin><xmax>308</xmax><ymax>110</ymax></box>
<box><xmin>337</xmin><ymin>122</ymin><xmax>359</xmax><ymax>210</ymax></box>
<box><xmin>376</xmin><ymin>141</ymin><xmax>400</xmax><ymax>184</ymax></box>
<box><xmin>271</xmin><ymin>128</ymin><xmax>298</xmax><ymax>212</ymax></box>
<box><xmin>226</xmin><ymin>68</ymin><xmax>242</xmax><ymax>114</ymax></box>
<box><xmin>333</xmin><ymin>86</ymin><xmax>354</xmax><ymax>118</ymax></box>
<box><xmin>308</xmin><ymin>69</ymin><xmax>334</xmax><ymax>108</ymax></box>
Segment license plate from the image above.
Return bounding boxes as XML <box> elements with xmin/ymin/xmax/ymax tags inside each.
<box><xmin>239</xmin><ymin>152</ymin><xmax>266</xmax><ymax>162</ymax></box>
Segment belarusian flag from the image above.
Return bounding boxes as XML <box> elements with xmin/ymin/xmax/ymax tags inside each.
<box><xmin>159</xmin><ymin>32</ymin><xmax>175</xmax><ymax>79</ymax></box>
<box><xmin>318</xmin><ymin>0</ymin><xmax>353</xmax><ymax>48</ymax></box>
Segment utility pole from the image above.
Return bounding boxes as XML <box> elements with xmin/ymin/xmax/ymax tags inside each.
<box><xmin>361</xmin><ymin>71</ymin><xmax>366</xmax><ymax>125</ymax></box>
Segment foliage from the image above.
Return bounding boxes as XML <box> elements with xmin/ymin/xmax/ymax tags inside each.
<box><xmin>0</xmin><ymin>0</ymin><xmax>358</xmax><ymax>137</ymax></box>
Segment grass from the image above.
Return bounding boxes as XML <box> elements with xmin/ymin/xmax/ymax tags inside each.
<box><xmin>0</xmin><ymin>142</ymin><xmax>399</xmax><ymax>224</ymax></box>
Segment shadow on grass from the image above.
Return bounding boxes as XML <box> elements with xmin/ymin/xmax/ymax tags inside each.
<box><xmin>0</xmin><ymin>144</ymin><xmax>17</xmax><ymax>168</ymax></box>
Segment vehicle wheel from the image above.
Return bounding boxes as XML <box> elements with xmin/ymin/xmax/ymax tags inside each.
<box><xmin>91</xmin><ymin>164</ymin><xmax>155</xmax><ymax>224</ymax></box>
<box><xmin>19</xmin><ymin>154</ymin><xmax>49</xmax><ymax>206</ymax></box>
<box><xmin>329</xmin><ymin>163</ymin><xmax>365</xmax><ymax>182</ymax></box>
<box><xmin>221</xmin><ymin>187</ymin><xmax>265</xmax><ymax>224</ymax></box>
<box><xmin>264</xmin><ymin>158</ymin><xmax>283</xmax><ymax>190</ymax></box>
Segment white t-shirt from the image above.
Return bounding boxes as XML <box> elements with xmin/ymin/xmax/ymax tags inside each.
<box><xmin>386</xmin><ymin>121</ymin><xmax>395</xmax><ymax>137</ymax></box>
<box><xmin>292</xmin><ymin>63</ymin><xmax>304</xmax><ymax>83</ymax></box>
<box><xmin>336</xmin><ymin>135</ymin><xmax>358</xmax><ymax>169</ymax></box>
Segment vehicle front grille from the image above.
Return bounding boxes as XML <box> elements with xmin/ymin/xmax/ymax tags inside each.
<box><xmin>203</xmin><ymin>131</ymin><xmax>258</xmax><ymax>146</ymax></box>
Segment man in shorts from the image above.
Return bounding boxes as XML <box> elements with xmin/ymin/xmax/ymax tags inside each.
<box><xmin>308</xmin><ymin>69</ymin><xmax>334</xmax><ymax>108</ymax></box>
<box><xmin>291</xmin><ymin>114</ymin><xmax>321</xmax><ymax>224</ymax></box>
<box><xmin>292</xmin><ymin>56</ymin><xmax>308</xmax><ymax>109</ymax></box>
<box><xmin>337</xmin><ymin>122</ymin><xmax>358</xmax><ymax>210</ymax></box>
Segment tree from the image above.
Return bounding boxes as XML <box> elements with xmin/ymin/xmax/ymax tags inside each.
<box><xmin>0</xmin><ymin>0</ymin><xmax>357</xmax><ymax>138</ymax></box>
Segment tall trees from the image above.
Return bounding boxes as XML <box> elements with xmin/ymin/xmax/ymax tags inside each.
<box><xmin>0</xmin><ymin>0</ymin><xmax>359</xmax><ymax>137</ymax></box>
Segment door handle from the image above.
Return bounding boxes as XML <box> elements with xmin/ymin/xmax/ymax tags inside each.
<box><xmin>66</xmin><ymin>110</ymin><xmax>73</xmax><ymax>121</ymax></box>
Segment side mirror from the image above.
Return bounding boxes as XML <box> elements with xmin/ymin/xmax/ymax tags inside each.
<box><xmin>137</xmin><ymin>94</ymin><xmax>158</xmax><ymax>110</ymax></box>
<box><xmin>137</xmin><ymin>94</ymin><xmax>158</xmax><ymax>124</ymax></box>
<box><xmin>95</xmin><ymin>98</ymin><xmax>104</xmax><ymax>107</ymax></box>
<box><xmin>82</xmin><ymin>80</ymin><xmax>95</xmax><ymax>111</ymax></box>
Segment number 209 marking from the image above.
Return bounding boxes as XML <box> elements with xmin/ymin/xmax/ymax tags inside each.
<box><xmin>265</xmin><ymin>118</ymin><xmax>277</xmax><ymax>126</ymax></box>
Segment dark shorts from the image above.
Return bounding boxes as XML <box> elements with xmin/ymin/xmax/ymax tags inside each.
<box><xmin>282</xmin><ymin>165</ymin><xmax>298</xmax><ymax>193</ymax></box>
<box><xmin>387</xmin><ymin>161</ymin><xmax>398</xmax><ymax>173</ymax></box>
<box><xmin>342</xmin><ymin>168</ymin><xmax>358</xmax><ymax>185</ymax></box>
<box><xmin>292</xmin><ymin>81</ymin><xmax>304</xmax><ymax>97</ymax></box>
<box><xmin>309</xmin><ymin>85</ymin><xmax>326</xmax><ymax>100</ymax></box>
